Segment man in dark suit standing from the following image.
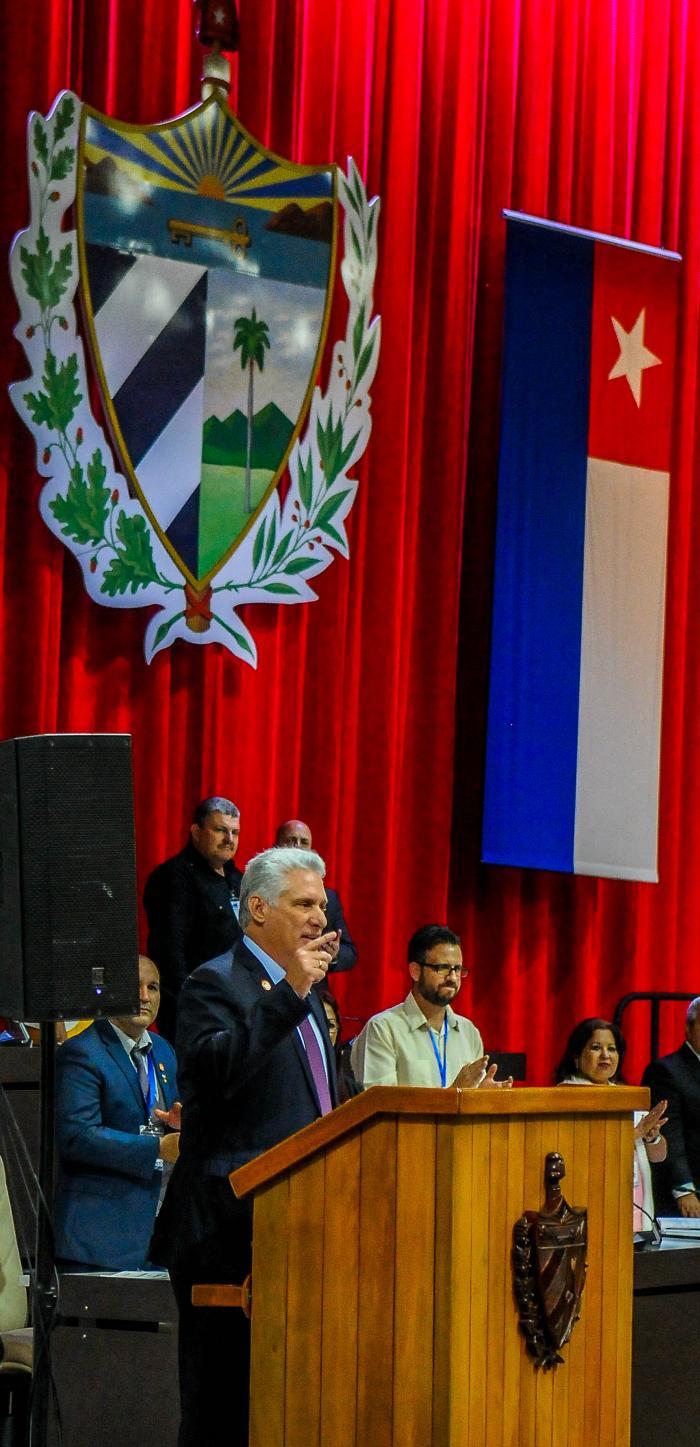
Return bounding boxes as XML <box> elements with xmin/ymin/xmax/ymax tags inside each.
<box><xmin>152</xmin><ymin>846</ymin><xmax>339</xmax><ymax>1447</ymax></box>
<box><xmin>54</xmin><ymin>957</ymin><xmax>180</xmax><ymax>1270</ymax></box>
<box><xmin>143</xmin><ymin>795</ymin><xmax>243</xmax><ymax>1040</ymax></box>
<box><xmin>642</xmin><ymin>996</ymin><xmax>700</xmax><ymax>1217</ymax></box>
<box><xmin>274</xmin><ymin>817</ymin><xmax>357</xmax><ymax>973</ymax></box>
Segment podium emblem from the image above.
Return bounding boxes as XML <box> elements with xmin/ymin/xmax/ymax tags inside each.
<box><xmin>512</xmin><ymin>1151</ymin><xmax>588</xmax><ymax>1369</ymax></box>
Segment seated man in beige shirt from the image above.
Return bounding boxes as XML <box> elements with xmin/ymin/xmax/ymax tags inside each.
<box><xmin>351</xmin><ymin>924</ymin><xmax>512</xmax><ymax>1090</ymax></box>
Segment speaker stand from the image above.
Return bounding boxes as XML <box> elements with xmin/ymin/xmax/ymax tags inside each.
<box><xmin>30</xmin><ymin>1026</ymin><xmax>57</xmax><ymax>1447</ymax></box>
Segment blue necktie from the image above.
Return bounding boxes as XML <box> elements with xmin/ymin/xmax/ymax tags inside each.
<box><xmin>133</xmin><ymin>1044</ymin><xmax>151</xmax><ymax>1107</ymax></box>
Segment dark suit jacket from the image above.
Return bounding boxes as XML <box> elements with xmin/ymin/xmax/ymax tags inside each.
<box><xmin>143</xmin><ymin>842</ymin><xmax>243</xmax><ymax>1040</ymax></box>
<box><xmin>325</xmin><ymin>886</ymin><xmax>358</xmax><ymax>973</ymax></box>
<box><xmin>642</xmin><ymin>1043</ymin><xmax>700</xmax><ymax>1214</ymax></box>
<box><xmin>54</xmin><ymin>1019</ymin><xmax>179</xmax><ymax>1269</ymax></box>
<box><xmin>152</xmin><ymin>939</ymin><xmax>338</xmax><ymax>1280</ymax></box>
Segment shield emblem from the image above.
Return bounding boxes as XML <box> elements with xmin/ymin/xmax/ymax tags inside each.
<box><xmin>533</xmin><ymin>1209</ymin><xmax>588</xmax><ymax>1350</ymax></box>
<box><xmin>512</xmin><ymin>1152</ymin><xmax>588</xmax><ymax>1369</ymax></box>
<box><xmin>76</xmin><ymin>96</ymin><xmax>338</xmax><ymax>589</ymax></box>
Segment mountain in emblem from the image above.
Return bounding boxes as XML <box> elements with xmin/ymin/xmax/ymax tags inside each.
<box><xmin>202</xmin><ymin>401</ymin><xmax>294</xmax><ymax>469</ymax></box>
<box><xmin>265</xmin><ymin>202</ymin><xmax>333</xmax><ymax>243</ymax></box>
<box><xmin>84</xmin><ymin>156</ymin><xmax>154</xmax><ymax>206</ymax></box>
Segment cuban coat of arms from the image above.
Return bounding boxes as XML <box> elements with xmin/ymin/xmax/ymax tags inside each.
<box><xmin>10</xmin><ymin>89</ymin><xmax>380</xmax><ymax>663</ymax></box>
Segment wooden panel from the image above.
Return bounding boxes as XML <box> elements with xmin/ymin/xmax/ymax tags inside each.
<box><xmin>457</xmin><ymin>1087</ymin><xmax>647</xmax><ymax>1119</ymax></box>
<box><xmin>598</xmin><ymin>1119</ymin><xmax>623</xmax><ymax>1447</ymax></box>
<box><xmin>483</xmin><ymin>1119</ymin><xmax>509</xmax><ymax>1444</ymax></box>
<box><xmin>244</xmin><ymin>1098</ymin><xmax>639</xmax><ymax>1447</ymax></box>
<box><xmin>499</xmin><ymin>1117</ymin><xmax>525</xmax><ymax>1447</ymax></box>
<box><xmin>515</xmin><ymin>1114</ymin><xmax>543</xmax><ymax>1447</ymax></box>
<box><xmin>231</xmin><ymin>1087</ymin><xmax>647</xmax><ymax>1196</ymax></box>
<box><xmin>549</xmin><ymin>1114</ymin><xmax>575</xmax><ymax>1447</ymax></box>
<box><xmin>232</xmin><ymin>1088</ymin><xmax>456</xmax><ymax>1195</ymax></box>
<box><xmin>284</xmin><ymin>1156</ymin><xmax>325</xmax><ymax>1447</ymax></box>
<box><xmin>356</xmin><ymin>1118</ymin><xmax>397</xmax><ymax>1447</ymax></box>
<box><xmin>613</xmin><ymin>1119</ymin><xmax>634</xmax><ymax>1447</ymax></box>
<box><xmin>432</xmin><ymin>1121</ymin><xmax>471</xmax><ymax>1446</ymax></box>
<box><xmin>532</xmin><ymin>1121</ymin><xmax>559</xmax><ymax>1447</ymax></box>
<box><xmin>249</xmin><ymin>1178</ymin><xmax>289</xmax><ymax>1447</ymax></box>
<box><xmin>466</xmin><ymin>1118</ymin><xmax>491</xmax><ymax>1447</ymax></box>
<box><xmin>320</xmin><ymin>1133</ymin><xmax>361</xmax><ymax>1447</ymax></box>
<box><xmin>559</xmin><ymin>1115</ymin><xmax>589</xmax><ymax>1447</ymax></box>
<box><xmin>190</xmin><ymin>1283</ymin><xmax>248</xmax><ymax>1308</ymax></box>
<box><xmin>393</xmin><ymin>1119</ymin><xmax>437</xmax><ymax>1446</ymax></box>
<box><xmin>581</xmin><ymin>1115</ymin><xmax>606</xmax><ymax>1445</ymax></box>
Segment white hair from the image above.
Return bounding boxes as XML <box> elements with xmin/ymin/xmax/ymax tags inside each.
<box><xmin>686</xmin><ymin>996</ymin><xmax>700</xmax><ymax>1027</ymax></box>
<box><xmin>238</xmin><ymin>846</ymin><xmax>325</xmax><ymax>928</ymax></box>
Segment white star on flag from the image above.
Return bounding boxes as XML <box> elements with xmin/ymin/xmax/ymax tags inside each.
<box><xmin>608</xmin><ymin>307</ymin><xmax>661</xmax><ymax>407</ymax></box>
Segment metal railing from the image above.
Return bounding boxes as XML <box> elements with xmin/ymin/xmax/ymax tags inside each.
<box><xmin>613</xmin><ymin>991</ymin><xmax>698</xmax><ymax>1064</ymax></box>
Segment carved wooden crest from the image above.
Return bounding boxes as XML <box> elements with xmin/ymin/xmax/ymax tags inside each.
<box><xmin>512</xmin><ymin>1151</ymin><xmax>587</xmax><ymax>1370</ymax></box>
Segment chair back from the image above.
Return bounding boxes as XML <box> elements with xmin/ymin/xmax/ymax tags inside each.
<box><xmin>0</xmin><ymin>1156</ymin><xmax>28</xmax><ymax>1332</ymax></box>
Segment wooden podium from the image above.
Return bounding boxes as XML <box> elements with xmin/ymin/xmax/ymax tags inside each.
<box><xmin>229</xmin><ymin>1084</ymin><xmax>647</xmax><ymax>1447</ymax></box>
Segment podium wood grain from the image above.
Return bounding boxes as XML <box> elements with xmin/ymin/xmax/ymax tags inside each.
<box><xmin>235</xmin><ymin>1086</ymin><xmax>644</xmax><ymax>1447</ymax></box>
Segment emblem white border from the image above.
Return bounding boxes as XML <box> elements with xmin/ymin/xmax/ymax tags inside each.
<box><xmin>9</xmin><ymin>91</ymin><xmax>381</xmax><ymax>665</ymax></box>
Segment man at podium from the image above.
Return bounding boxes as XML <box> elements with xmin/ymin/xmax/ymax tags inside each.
<box><xmin>151</xmin><ymin>846</ymin><xmax>340</xmax><ymax>1447</ymax></box>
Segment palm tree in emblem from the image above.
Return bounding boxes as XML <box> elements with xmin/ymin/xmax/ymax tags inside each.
<box><xmin>233</xmin><ymin>308</ymin><xmax>271</xmax><ymax>513</ymax></box>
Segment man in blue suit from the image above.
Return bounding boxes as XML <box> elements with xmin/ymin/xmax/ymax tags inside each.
<box><xmin>152</xmin><ymin>847</ymin><xmax>339</xmax><ymax>1447</ymax></box>
<box><xmin>54</xmin><ymin>956</ymin><xmax>180</xmax><ymax>1271</ymax></box>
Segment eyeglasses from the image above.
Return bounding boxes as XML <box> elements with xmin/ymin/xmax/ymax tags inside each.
<box><xmin>421</xmin><ymin>963</ymin><xmax>467</xmax><ymax>977</ymax></box>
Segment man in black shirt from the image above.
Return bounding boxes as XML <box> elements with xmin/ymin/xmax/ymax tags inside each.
<box><xmin>143</xmin><ymin>796</ymin><xmax>242</xmax><ymax>1040</ymax></box>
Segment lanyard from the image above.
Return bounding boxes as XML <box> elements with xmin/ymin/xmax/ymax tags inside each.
<box><xmin>428</xmin><ymin>1017</ymin><xmax>448</xmax><ymax>1088</ymax></box>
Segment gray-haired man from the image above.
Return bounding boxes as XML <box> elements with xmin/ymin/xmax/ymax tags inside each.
<box><xmin>152</xmin><ymin>846</ymin><xmax>339</xmax><ymax>1447</ymax></box>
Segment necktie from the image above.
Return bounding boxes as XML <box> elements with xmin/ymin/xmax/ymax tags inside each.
<box><xmin>133</xmin><ymin>1043</ymin><xmax>152</xmax><ymax>1108</ymax></box>
<box><xmin>298</xmin><ymin>1016</ymin><xmax>332</xmax><ymax>1115</ymax></box>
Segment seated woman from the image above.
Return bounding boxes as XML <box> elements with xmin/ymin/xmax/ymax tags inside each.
<box><xmin>317</xmin><ymin>985</ymin><xmax>362</xmax><ymax>1103</ymax></box>
<box><xmin>555</xmin><ymin>1017</ymin><xmax>668</xmax><ymax>1232</ymax></box>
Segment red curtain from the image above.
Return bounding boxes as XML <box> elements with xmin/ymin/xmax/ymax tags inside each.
<box><xmin>1</xmin><ymin>0</ymin><xmax>698</xmax><ymax>1083</ymax></box>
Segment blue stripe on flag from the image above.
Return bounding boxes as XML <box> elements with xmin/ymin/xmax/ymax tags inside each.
<box><xmin>482</xmin><ymin>220</ymin><xmax>594</xmax><ymax>872</ymax></box>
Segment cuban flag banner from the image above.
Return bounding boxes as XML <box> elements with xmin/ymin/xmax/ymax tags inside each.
<box><xmin>482</xmin><ymin>213</ymin><xmax>680</xmax><ymax>881</ymax></box>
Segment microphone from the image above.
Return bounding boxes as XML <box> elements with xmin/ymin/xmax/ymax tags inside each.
<box><xmin>633</xmin><ymin>1200</ymin><xmax>662</xmax><ymax>1249</ymax></box>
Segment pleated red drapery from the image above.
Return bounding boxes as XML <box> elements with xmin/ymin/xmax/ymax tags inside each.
<box><xmin>0</xmin><ymin>0</ymin><xmax>699</xmax><ymax>1084</ymax></box>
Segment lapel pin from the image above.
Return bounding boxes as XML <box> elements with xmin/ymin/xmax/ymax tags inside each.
<box><xmin>261</xmin><ymin>979</ymin><xmax>272</xmax><ymax>991</ymax></box>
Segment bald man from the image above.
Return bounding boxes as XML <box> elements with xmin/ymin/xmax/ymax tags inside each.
<box><xmin>54</xmin><ymin>957</ymin><xmax>180</xmax><ymax>1270</ymax></box>
<box><xmin>274</xmin><ymin>819</ymin><xmax>357</xmax><ymax>973</ymax></box>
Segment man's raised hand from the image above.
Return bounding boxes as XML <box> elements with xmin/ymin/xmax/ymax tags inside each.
<box><xmin>285</xmin><ymin>931</ymin><xmax>338</xmax><ymax>997</ymax></box>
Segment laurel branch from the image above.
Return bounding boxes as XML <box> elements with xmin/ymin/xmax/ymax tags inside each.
<box><xmin>11</xmin><ymin>93</ymin><xmax>380</xmax><ymax>664</ymax></box>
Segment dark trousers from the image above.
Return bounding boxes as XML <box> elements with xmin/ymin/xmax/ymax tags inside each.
<box><xmin>169</xmin><ymin>1261</ymin><xmax>251</xmax><ymax>1447</ymax></box>
<box><xmin>152</xmin><ymin>1166</ymin><xmax>253</xmax><ymax>1447</ymax></box>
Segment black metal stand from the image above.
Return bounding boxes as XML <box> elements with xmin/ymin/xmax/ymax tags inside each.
<box><xmin>30</xmin><ymin>1027</ymin><xmax>57</xmax><ymax>1447</ymax></box>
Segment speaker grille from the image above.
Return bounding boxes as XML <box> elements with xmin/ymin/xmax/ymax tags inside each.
<box><xmin>0</xmin><ymin>735</ymin><xmax>140</xmax><ymax>1019</ymax></box>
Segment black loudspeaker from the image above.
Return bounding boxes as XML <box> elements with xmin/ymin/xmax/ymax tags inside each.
<box><xmin>0</xmin><ymin>734</ymin><xmax>140</xmax><ymax>1019</ymax></box>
